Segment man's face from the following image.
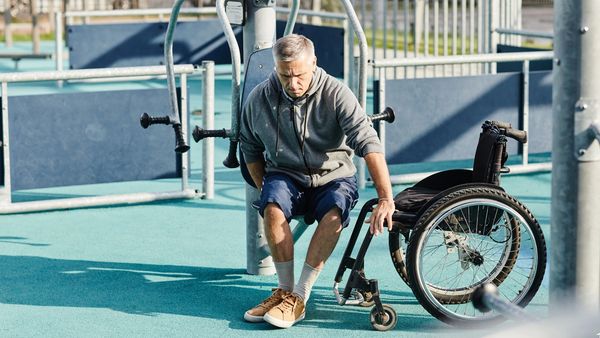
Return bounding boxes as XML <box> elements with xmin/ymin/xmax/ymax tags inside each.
<box><xmin>275</xmin><ymin>53</ymin><xmax>317</xmax><ymax>99</ymax></box>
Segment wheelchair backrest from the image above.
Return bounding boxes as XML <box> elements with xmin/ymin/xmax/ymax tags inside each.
<box><xmin>472</xmin><ymin>122</ymin><xmax>508</xmax><ymax>185</ymax></box>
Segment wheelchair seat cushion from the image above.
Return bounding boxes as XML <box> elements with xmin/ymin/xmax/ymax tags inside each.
<box><xmin>394</xmin><ymin>186</ymin><xmax>441</xmax><ymax>212</ymax></box>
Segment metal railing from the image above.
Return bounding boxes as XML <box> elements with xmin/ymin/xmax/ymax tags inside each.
<box><xmin>0</xmin><ymin>63</ymin><xmax>217</xmax><ymax>214</ymax></box>
<box><xmin>371</xmin><ymin>50</ymin><xmax>554</xmax><ymax>184</ymax></box>
<box><xmin>353</xmin><ymin>0</ymin><xmax>523</xmax><ymax>62</ymax></box>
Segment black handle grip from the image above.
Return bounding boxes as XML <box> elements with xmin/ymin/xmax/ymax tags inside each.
<box><xmin>370</xmin><ymin>107</ymin><xmax>396</xmax><ymax>124</ymax></box>
<box><xmin>489</xmin><ymin>120</ymin><xmax>512</xmax><ymax>129</ymax></box>
<box><xmin>192</xmin><ymin>126</ymin><xmax>229</xmax><ymax>142</ymax></box>
<box><xmin>486</xmin><ymin>120</ymin><xmax>527</xmax><ymax>144</ymax></box>
<box><xmin>140</xmin><ymin>112</ymin><xmax>171</xmax><ymax>129</ymax></box>
<box><xmin>223</xmin><ymin>141</ymin><xmax>240</xmax><ymax>168</ymax></box>
<box><xmin>172</xmin><ymin>123</ymin><xmax>190</xmax><ymax>153</ymax></box>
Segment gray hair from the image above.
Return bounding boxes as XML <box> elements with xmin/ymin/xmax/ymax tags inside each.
<box><xmin>272</xmin><ymin>34</ymin><xmax>315</xmax><ymax>62</ymax></box>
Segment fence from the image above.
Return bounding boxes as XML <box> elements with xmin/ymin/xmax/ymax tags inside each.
<box><xmin>0</xmin><ymin>63</ymin><xmax>218</xmax><ymax>213</ymax></box>
<box><xmin>372</xmin><ymin>50</ymin><xmax>554</xmax><ymax>184</ymax></box>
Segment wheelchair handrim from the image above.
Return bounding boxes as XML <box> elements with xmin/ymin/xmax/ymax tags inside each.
<box><xmin>414</xmin><ymin>198</ymin><xmax>540</xmax><ymax>321</ymax></box>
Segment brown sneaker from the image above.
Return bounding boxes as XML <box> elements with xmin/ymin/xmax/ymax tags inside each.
<box><xmin>263</xmin><ymin>293</ymin><xmax>305</xmax><ymax>328</ymax></box>
<box><xmin>244</xmin><ymin>288</ymin><xmax>290</xmax><ymax>322</ymax></box>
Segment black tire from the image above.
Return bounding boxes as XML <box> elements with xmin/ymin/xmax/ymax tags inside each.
<box><xmin>370</xmin><ymin>304</ymin><xmax>398</xmax><ymax>331</ymax></box>
<box><xmin>389</xmin><ymin>230</ymin><xmax>410</xmax><ymax>285</ymax></box>
<box><xmin>405</xmin><ymin>187</ymin><xmax>546</xmax><ymax>326</ymax></box>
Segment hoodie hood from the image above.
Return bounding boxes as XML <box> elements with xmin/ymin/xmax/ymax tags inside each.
<box><xmin>268</xmin><ymin>66</ymin><xmax>326</xmax><ymax>104</ymax></box>
<box><xmin>239</xmin><ymin>66</ymin><xmax>383</xmax><ymax>188</ymax></box>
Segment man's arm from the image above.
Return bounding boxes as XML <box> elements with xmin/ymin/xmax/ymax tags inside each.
<box><xmin>246</xmin><ymin>158</ymin><xmax>266</xmax><ymax>192</ymax></box>
<box><xmin>364</xmin><ymin>152</ymin><xmax>395</xmax><ymax>235</ymax></box>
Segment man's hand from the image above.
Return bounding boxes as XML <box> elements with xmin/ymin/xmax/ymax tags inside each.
<box><xmin>363</xmin><ymin>152</ymin><xmax>395</xmax><ymax>236</ymax></box>
<box><xmin>367</xmin><ymin>198</ymin><xmax>395</xmax><ymax>236</ymax></box>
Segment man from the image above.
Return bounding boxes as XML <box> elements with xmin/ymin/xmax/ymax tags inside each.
<box><xmin>239</xmin><ymin>34</ymin><xmax>395</xmax><ymax>329</ymax></box>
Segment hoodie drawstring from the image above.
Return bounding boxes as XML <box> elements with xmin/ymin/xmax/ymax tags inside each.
<box><xmin>275</xmin><ymin>94</ymin><xmax>282</xmax><ymax>157</ymax></box>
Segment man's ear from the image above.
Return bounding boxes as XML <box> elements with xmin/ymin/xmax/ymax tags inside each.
<box><xmin>312</xmin><ymin>56</ymin><xmax>317</xmax><ymax>71</ymax></box>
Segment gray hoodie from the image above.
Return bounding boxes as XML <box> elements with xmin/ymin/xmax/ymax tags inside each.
<box><xmin>240</xmin><ymin>67</ymin><xmax>383</xmax><ymax>188</ymax></box>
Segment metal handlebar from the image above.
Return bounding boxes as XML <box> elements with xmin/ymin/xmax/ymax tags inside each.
<box><xmin>140</xmin><ymin>113</ymin><xmax>189</xmax><ymax>153</ymax></box>
<box><xmin>486</xmin><ymin>120</ymin><xmax>528</xmax><ymax>144</ymax></box>
<box><xmin>138</xmin><ymin>0</ymin><xmax>190</xmax><ymax>153</ymax></box>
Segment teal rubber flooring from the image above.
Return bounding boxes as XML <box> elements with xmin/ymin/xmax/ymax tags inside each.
<box><xmin>0</xmin><ymin>42</ymin><xmax>551</xmax><ymax>337</ymax></box>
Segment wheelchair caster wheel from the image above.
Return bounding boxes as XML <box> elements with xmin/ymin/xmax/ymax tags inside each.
<box><xmin>369</xmin><ymin>304</ymin><xmax>397</xmax><ymax>331</ymax></box>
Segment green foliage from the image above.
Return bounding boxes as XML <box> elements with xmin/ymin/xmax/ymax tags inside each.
<box><xmin>0</xmin><ymin>32</ymin><xmax>56</xmax><ymax>42</ymax></box>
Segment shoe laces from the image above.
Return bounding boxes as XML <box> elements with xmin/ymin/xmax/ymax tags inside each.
<box><xmin>260</xmin><ymin>289</ymin><xmax>286</xmax><ymax>308</ymax></box>
<box><xmin>278</xmin><ymin>294</ymin><xmax>301</xmax><ymax>312</ymax></box>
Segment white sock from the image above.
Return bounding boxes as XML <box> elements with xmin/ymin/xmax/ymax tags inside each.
<box><xmin>293</xmin><ymin>262</ymin><xmax>321</xmax><ymax>304</ymax></box>
<box><xmin>274</xmin><ymin>260</ymin><xmax>294</xmax><ymax>292</ymax></box>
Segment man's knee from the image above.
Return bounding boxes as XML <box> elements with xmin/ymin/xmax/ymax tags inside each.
<box><xmin>318</xmin><ymin>207</ymin><xmax>343</xmax><ymax>232</ymax></box>
<box><xmin>264</xmin><ymin>203</ymin><xmax>286</xmax><ymax>221</ymax></box>
<box><xmin>323</xmin><ymin>207</ymin><xmax>342</xmax><ymax>220</ymax></box>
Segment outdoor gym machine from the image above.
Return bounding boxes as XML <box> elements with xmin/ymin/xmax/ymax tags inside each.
<box><xmin>138</xmin><ymin>0</ymin><xmax>190</xmax><ymax>154</ymax></box>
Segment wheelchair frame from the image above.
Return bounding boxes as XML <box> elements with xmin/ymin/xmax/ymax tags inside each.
<box><xmin>333</xmin><ymin>120</ymin><xmax>548</xmax><ymax>331</ymax></box>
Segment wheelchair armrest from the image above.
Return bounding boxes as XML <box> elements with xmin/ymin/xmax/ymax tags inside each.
<box><xmin>392</xmin><ymin>211</ymin><xmax>418</xmax><ymax>225</ymax></box>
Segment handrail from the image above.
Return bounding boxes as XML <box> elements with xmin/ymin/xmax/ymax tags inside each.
<box><xmin>164</xmin><ymin>0</ymin><xmax>186</xmax><ymax>127</ymax></box>
<box><xmin>276</xmin><ymin>6</ymin><xmax>347</xmax><ymax>20</ymax></box>
<box><xmin>0</xmin><ymin>64</ymin><xmax>195</xmax><ymax>83</ymax></box>
<box><xmin>64</xmin><ymin>7</ymin><xmax>218</xmax><ymax>17</ymax></box>
<box><xmin>495</xmin><ymin>28</ymin><xmax>554</xmax><ymax>39</ymax></box>
<box><xmin>215</xmin><ymin>0</ymin><xmax>241</xmax><ymax>168</ymax></box>
<box><xmin>283</xmin><ymin>0</ymin><xmax>300</xmax><ymax>36</ymax></box>
<box><xmin>162</xmin><ymin>0</ymin><xmax>190</xmax><ymax>152</ymax></box>
<box><xmin>65</xmin><ymin>7</ymin><xmax>347</xmax><ymax>21</ymax></box>
<box><xmin>371</xmin><ymin>51</ymin><xmax>554</xmax><ymax>68</ymax></box>
<box><xmin>339</xmin><ymin>0</ymin><xmax>368</xmax><ymax>110</ymax></box>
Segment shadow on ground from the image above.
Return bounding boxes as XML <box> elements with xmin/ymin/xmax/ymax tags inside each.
<box><xmin>0</xmin><ymin>255</ymin><xmax>445</xmax><ymax>332</ymax></box>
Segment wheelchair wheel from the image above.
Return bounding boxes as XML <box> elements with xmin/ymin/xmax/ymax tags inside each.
<box><xmin>405</xmin><ymin>187</ymin><xmax>546</xmax><ymax>326</ymax></box>
<box><xmin>369</xmin><ymin>304</ymin><xmax>398</xmax><ymax>331</ymax></box>
<box><xmin>389</xmin><ymin>230</ymin><xmax>410</xmax><ymax>285</ymax></box>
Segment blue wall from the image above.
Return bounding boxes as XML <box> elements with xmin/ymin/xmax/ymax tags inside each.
<box><xmin>68</xmin><ymin>20</ymin><xmax>345</xmax><ymax>77</ymax></box>
<box><xmin>379</xmin><ymin>70</ymin><xmax>552</xmax><ymax>165</ymax></box>
<box><xmin>0</xmin><ymin>88</ymin><xmax>183</xmax><ymax>190</ymax></box>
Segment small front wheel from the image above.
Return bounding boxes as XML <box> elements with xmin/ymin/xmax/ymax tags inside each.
<box><xmin>369</xmin><ymin>304</ymin><xmax>398</xmax><ymax>331</ymax></box>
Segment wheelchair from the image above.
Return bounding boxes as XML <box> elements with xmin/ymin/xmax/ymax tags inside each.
<box><xmin>333</xmin><ymin>119</ymin><xmax>547</xmax><ymax>331</ymax></box>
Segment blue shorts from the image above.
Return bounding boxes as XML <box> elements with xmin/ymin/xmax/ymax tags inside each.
<box><xmin>258</xmin><ymin>173</ymin><xmax>359</xmax><ymax>227</ymax></box>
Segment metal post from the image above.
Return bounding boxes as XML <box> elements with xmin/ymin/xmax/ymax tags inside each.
<box><xmin>571</xmin><ymin>0</ymin><xmax>600</xmax><ymax>310</ymax></box>
<box><xmin>345</xmin><ymin>7</ymin><xmax>353</xmax><ymax>86</ymax></box>
<box><xmin>1</xmin><ymin>82</ymin><xmax>11</xmax><ymax>204</ymax></box>
<box><xmin>55</xmin><ymin>12</ymin><xmax>64</xmax><ymax>84</ymax></box>
<box><xmin>355</xmin><ymin>56</ymin><xmax>366</xmax><ymax>189</ymax></box>
<box><xmin>4</xmin><ymin>2</ymin><xmax>12</xmax><ymax>47</ymax></box>
<box><xmin>202</xmin><ymin>60</ymin><xmax>215</xmax><ymax>200</ymax></box>
<box><xmin>404</xmin><ymin>0</ymin><xmax>409</xmax><ymax>60</ymax></box>
<box><xmin>522</xmin><ymin>59</ymin><xmax>529</xmax><ymax>165</ymax></box>
<box><xmin>378</xmin><ymin>67</ymin><xmax>386</xmax><ymax>154</ymax></box>
<box><xmin>31</xmin><ymin>0</ymin><xmax>41</xmax><ymax>54</ymax></box>
<box><xmin>551</xmin><ymin>0</ymin><xmax>600</xmax><ymax>311</ymax></box>
<box><xmin>243</xmin><ymin>0</ymin><xmax>276</xmax><ymax>53</ymax></box>
<box><xmin>244</xmin><ymin>0</ymin><xmax>276</xmax><ymax>276</ymax></box>
<box><xmin>180</xmin><ymin>73</ymin><xmax>190</xmax><ymax>191</ymax></box>
<box><xmin>415</xmin><ymin>0</ymin><xmax>424</xmax><ymax>58</ymax></box>
<box><xmin>489</xmin><ymin>0</ymin><xmax>498</xmax><ymax>73</ymax></box>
